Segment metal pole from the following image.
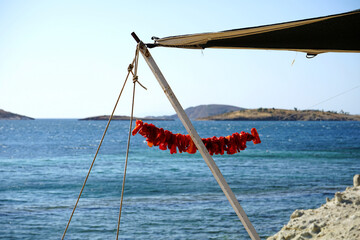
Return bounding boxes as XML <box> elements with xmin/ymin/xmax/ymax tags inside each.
<box><xmin>132</xmin><ymin>33</ymin><xmax>260</xmax><ymax>240</ymax></box>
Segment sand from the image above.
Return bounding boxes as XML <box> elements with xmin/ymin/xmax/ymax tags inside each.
<box><xmin>267</xmin><ymin>175</ymin><xmax>360</xmax><ymax>240</ymax></box>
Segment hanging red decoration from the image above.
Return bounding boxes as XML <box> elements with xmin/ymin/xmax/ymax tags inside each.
<box><xmin>132</xmin><ymin>120</ymin><xmax>261</xmax><ymax>155</ymax></box>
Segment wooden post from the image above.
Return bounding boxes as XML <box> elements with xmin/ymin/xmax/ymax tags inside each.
<box><xmin>133</xmin><ymin>34</ymin><xmax>260</xmax><ymax>240</ymax></box>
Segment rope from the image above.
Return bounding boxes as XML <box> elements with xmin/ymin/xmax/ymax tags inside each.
<box><xmin>116</xmin><ymin>44</ymin><xmax>140</xmax><ymax>239</ymax></box>
<box><xmin>305</xmin><ymin>84</ymin><xmax>360</xmax><ymax>110</ymax></box>
<box><xmin>62</xmin><ymin>53</ymin><xmax>138</xmax><ymax>240</ymax></box>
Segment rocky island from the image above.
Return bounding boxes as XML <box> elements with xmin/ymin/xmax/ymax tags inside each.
<box><xmin>0</xmin><ymin>109</ymin><xmax>34</xmax><ymax>120</ymax></box>
<box><xmin>199</xmin><ymin>108</ymin><xmax>360</xmax><ymax>121</ymax></box>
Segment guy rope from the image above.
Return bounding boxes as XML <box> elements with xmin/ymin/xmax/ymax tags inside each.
<box><xmin>62</xmin><ymin>43</ymin><xmax>147</xmax><ymax>239</ymax></box>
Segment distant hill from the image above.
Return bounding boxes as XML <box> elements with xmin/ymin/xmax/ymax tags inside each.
<box><xmin>80</xmin><ymin>115</ymin><xmax>173</xmax><ymax>121</ymax></box>
<box><xmin>148</xmin><ymin>104</ymin><xmax>245</xmax><ymax>120</ymax></box>
<box><xmin>0</xmin><ymin>109</ymin><xmax>34</xmax><ymax>120</ymax></box>
<box><xmin>199</xmin><ymin>108</ymin><xmax>360</xmax><ymax>121</ymax></box>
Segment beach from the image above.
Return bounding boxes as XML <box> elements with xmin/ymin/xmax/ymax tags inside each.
<box><xmin>268</xmin><ymin>175</ymin><xmax>360</xmax><ymax>240</ymax></box>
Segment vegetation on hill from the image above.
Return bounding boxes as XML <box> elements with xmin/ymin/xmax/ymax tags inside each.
<box><xmin>198</xmin><ymin>108</ymin><xmax>360</xmax><ymax>121</ymax></box>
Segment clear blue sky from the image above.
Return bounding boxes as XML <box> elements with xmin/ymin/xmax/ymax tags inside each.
<box><xmin>1</xmin><ymin>0</ymin><xmax>359</xmax><ymax>118</ymax></box>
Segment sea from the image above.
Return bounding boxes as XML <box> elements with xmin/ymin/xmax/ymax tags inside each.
<box><xmin>1</xmin><ymin>119</ymin><xmax>359</xmax><ymax>240</ymax></box>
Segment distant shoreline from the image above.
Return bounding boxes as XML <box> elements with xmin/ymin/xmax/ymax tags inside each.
<box><xmin>2</xmin><ymin>105</ymin><xmax>360</xmax><ymax>121</ymax></box>
<box><xmin>79</xmin><ymin>115</ymin><xmax>173</xmax><ymax>121</ymax></box>
<box><xmin>0</xmin><ymin>109</ymin><xmax>34</xmax><ymax>120</ymax></box>
<box><xmin>199</xmin><ymin>108</ymin><xmax>360</xmax><ymax>121</ymax></box>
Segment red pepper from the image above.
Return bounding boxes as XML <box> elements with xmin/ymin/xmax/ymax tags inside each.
<box><xmin>186</xmin><ymin>135</ymin><xmax>197</xmax><ymax>154</ymax></box>
<box><xmin>251</xmin><ymin>128</ymin><xmax>261</xmax><ymax>144</ymax></box>
<box><xmin>132</xmin><ymin>120</ymin><xmax>143</xmax><ymax>136</ymax></box>
<box><xmin>169</xmin><ymin>134</ymin><xmax>177</xmax><ymax>154</ymax></box>
<box><xmin>175</xmin><ymin>133</ymin><xmax>184</xmax><ymax>153</ymax></box>
<box><xmin>219</xmin><ymin>136</ymin><xmax>225</xmax><ymax>155</ymax></box>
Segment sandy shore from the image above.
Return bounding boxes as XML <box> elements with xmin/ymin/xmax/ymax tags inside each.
<box><xmin>267</xmin><ymin>175</ymin><xmax>360</xmax><ymax>240</ymax></box>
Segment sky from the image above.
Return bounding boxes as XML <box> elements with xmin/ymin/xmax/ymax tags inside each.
<box><xmin>0</xmin><ymin>0</ymin><xmax>359</xmax><ymax>118</ymax></box>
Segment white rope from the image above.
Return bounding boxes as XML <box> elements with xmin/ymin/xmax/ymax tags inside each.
<box><xmin>62</xmin><ymin>53</ymin><xmax>138</xmax><ymax>240</ymax></box>
<box><xmin>305</xmin><ymin>84</ymin><xmax>360</xmax><ymax>110</ymax></box>
<box><xmin>116</xmin><ymin>43</ymin><xmax>140</xmax><ymax>239</ymax></box>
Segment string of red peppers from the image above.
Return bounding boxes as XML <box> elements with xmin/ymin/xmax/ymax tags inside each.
<box><xmin>132</xmin><ymin>120</ymin><xmax>261</xmax><ymax>155</ymax></box>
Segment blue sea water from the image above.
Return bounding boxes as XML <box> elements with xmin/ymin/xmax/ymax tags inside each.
<box><xmin>0</xmin><ymin>119</ymin><xmax>359</xmax><ymax>239</ymax></box>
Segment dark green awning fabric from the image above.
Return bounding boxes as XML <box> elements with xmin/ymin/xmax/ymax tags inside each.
<box><xmin>149</xmin><ymin>10</ymin><xmax>360</xmax><ymax>54</ymax></box>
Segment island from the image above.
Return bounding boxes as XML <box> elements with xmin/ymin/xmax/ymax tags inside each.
<box><xmin>80</xmin><ymin>104</ymin><xmax>243</xmax><ymax>121</ymax></box>
<box><xmin>79</xmin><ymin>115</ymin><xmax>173</xmax><ymax>121</ymax></box>
<box><xmin>198</xmin><ymin>108</ymin><xmax>360</xmax><ymax>121</ymax></box>
<box><xmin>0</xmin><ymin>109</ymin><xmax>34</xmax><ymax>120</ymax></box>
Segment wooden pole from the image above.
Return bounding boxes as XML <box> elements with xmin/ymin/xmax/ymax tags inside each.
<box><xmin>132</xmin><ymin>33</ymin><xmax>260</xmax><ymax>240</ymax></box>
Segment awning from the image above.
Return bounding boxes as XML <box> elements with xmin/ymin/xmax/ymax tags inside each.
<box><xmin>148</xmin><ymin>9</ymin><xmax>360</xmax><ymax>55</ymax></box>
